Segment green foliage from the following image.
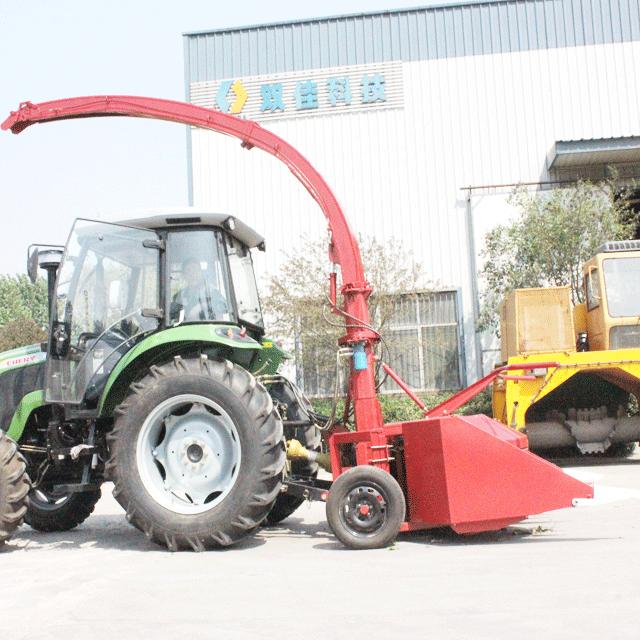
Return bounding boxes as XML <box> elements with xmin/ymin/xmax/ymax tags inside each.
<box><xmin>0</xmin><ymin>275</ymin><xmax>49</xmax><ymax>351</ymax></box>
<box><xmin>455</xmin><ymin>387</ymin><xmax>493</xmax><ymax>417</ymax></box>
<box><xmin>0</xmin><ymin>275</ymin><xmax>49</xmax><ymax>329</ymax></box>
<box><xmin>477</xmin><ymin>181</ymin><xmax>635</xmax><ymax>335</ymax></box>
<box><xmin>311</xmin><ymin>395</ymin><xmax>426</xmax><ymax>425</ymax></box>
<box><xmin>311</xmin><ymin>387</ymin><xmax>492</xmax><ymax>427</ymax></box>
<box><xmin>377</xmin><ymin>395</ymin><xmax>430</xmax><ymax>422</ymax></box>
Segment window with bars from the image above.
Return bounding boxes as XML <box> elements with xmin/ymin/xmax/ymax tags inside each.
<box><xmin>380</xmin><ymin>290</ymin><xmax>462</xmax><ymax>393</ymax></box>
<box><xmin>298</xmin><ymin>290</ymin><xmax>463</xmax><ymax>397</ymax></box>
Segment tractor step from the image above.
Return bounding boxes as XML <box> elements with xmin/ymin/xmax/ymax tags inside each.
<box><xmin>52</xmin><ymin>483</ymin><xmax>101</xmax><ymax>495</ymax></box>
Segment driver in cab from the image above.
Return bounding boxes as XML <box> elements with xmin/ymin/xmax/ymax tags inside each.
<box><xmin>170</xmin><ymin>259</ymin><xmax>228</xmax><ymax>323</ymax></box>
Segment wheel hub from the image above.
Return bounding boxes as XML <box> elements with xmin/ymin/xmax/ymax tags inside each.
<box><xmin>186</xmin><ymin>442</ymin><xmax>204</xmax><ymax>463</ymax></box>
<box><xmin>343</xmin><ymin>485</ymin><xmax>387</xmax><ymax>534</ymax></box>
<box><xmin>137</xmin><ymin>395</ymin><xmax>241</xmax><ymax>515</ymax></box>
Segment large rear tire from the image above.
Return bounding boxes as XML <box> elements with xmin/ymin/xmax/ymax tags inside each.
<box><xmin>108</xmin><ymin>355</ymin><xmax>285</xmax><ymax>551</ymax></box>
<box><xmin>0</xmin><ymin>432</ymin><xmax>30</xmax><ymax>546</ymax></box>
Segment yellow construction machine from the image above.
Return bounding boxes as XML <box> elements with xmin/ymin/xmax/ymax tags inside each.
<box><xmin>493</xmin><ymin>240</ymin><xmax>640</xmax><ymax>455</ymax></box>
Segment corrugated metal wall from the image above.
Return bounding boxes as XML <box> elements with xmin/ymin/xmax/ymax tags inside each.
<box><xmin>184</xmin><ymin>0</ymin><xmax>640</xmax><ymax>82</ymax></box>
<box><xmin>184</xmin><ymin>0</ymin><xmax>640</xmax><ymax>384</ymax></box>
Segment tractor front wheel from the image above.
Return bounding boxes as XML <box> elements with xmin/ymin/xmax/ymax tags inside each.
<box><xmin>25</xmin><ymin>488</ymin><xmax>101</xmax><ymax>532</ymax></box>
<box><xmin>108</xmin><ymin>356</ymin><xmax>285</xmax><ymax>551</ymax></box>
<box><xmin>326</xmin><ymin>465</ymin><xmax>405</xmax><ymax>550</ymax></box>
<box><xmin>0</xmin><ymin>432</ymin><xmax>30</xmax><ymax>546</ymax></box>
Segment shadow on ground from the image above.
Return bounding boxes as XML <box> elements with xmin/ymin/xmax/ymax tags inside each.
<box><xmin>2</xmin><ymin>512</ymin><xmax>267</xmax><ymax>554</ymax></box>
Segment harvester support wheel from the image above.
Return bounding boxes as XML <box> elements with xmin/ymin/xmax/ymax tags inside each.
<box><xmin>25</xmin><ymin>488</ymin><xmax>101</xmax><ymax>532</ymax></box>
<box><xmin>326</xmin><ymin>465</ymin><xmax>405</xmax><ymax>550</ymax></box>
<box><xmin>0</xmin><ymin>432</ymin><xmax>30</xmax><ymax>546</ymax></box>
<box><xmin>107</xmin><ymin>355</ymin><xmax>285</xmax><ymax>551</ymax></box>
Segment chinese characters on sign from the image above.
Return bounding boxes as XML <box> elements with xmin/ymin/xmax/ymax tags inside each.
<box><xmin>261</xmin><ymin>84</ymin><xmax>285</xmax><ymax>112</ymax></box>
<box><xmin>262</xmin><ymin>73</ymin><xmax>386</xmax><ymax>114</ymax></box>
<box><xmin>190</xmin><ymin>62</ymin><xmax>401</xmax><ymax>121</ymax></box>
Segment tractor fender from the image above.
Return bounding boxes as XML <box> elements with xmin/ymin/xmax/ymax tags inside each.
<box><xmin>6</xmin><ymin>390</ymin><xmax>47</xmax><ymax>442</ymax></box>
<box><xmin>0</xmin><ymin>344</ymin><xmax>46</xmax><ymax>371</ymax></box>
<box><xmin>98</xmin><ymin>324</ymin><xmax>263</xmax><ymax>417</ymax></box>
<box><xmin>0</xmin><ymin>344</ymin><xmax>47</xmax><ymax>441</ymax></box>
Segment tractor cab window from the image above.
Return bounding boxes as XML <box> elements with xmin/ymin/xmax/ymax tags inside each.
<box><xmin>226</xmin><ymin>236</ymin><xmax>263</xmax><ymax>328</ymax></box>
<box><xmin>585</xmin><ymin>268</ymin><xmax>600</xmax><ymax>311</ymax></box>
<box><xmin>46</xmin><ymin>219</ymin><xmax>161</xmax><ymax>404</ymax></box>
<box><xmin>603</xmin><ymin>257</ymin><xmax>640</xmax><ymax>318</ymax></box>
<box><xmin>168</xmin><ymin>230</ymin><xmax>232</xmax><ymax>324</ymax></box>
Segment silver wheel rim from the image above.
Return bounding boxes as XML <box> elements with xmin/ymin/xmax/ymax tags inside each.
<box><xmin>30</xmin><ymin>490</ymin><xmax>72</xmax><ymax>511</ymax></box>
<box><xmin>136</xmin><ymin>394</ymin><xmax>242</xmax><ymax>515</ymax></box>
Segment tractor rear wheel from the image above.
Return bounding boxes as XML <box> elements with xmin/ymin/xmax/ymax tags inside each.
<box><xmin>0</xmin><ymin>432</ymin><xmax>30</xmax><ymax>546</ymax></box>
<box><xmin>326</xmin><ymin>465</ymin><xmax>405</xmax><ymax>550</ymax></box>
<box><xmin>108</xmin><ymin>355</ymin><xmax>285</xmax><ymax>551</ymax></box>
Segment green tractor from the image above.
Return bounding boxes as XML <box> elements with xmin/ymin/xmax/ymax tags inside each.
<box><xmin>0</xmin><ymin>210</ymin><xmax>321</xmax><ymax>550</ymax></box>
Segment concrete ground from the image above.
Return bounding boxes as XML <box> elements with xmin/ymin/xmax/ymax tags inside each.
<box><xmin>1</xmin><ymin>450</ymin><xmax>639</xmax><ymax>640</ymax></box>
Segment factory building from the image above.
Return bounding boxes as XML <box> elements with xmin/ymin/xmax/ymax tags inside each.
<box><xmin>183</xmin><ymin>0</ymin><xmax>640</xmax><ymax>394</ymax></box>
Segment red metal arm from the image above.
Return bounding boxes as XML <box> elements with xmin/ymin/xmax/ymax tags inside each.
<box><xmin>2</xmin><ymin>97</ymin><xmax>367</xmax><ymax>287</ymax></box>
<box><xmin>3</xmin><ymin>96</ymin><xmax>383</xmax><ymax>436</ymax></box>
<box><xmin>425</xmin><ymin>361</ymin><xmax>561</xmax><ymax>418</ymax></box>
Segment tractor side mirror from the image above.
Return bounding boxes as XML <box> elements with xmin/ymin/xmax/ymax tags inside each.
<box><xmin>26</xmin><ymin>245</ymin><xmax>64</xmax><ymax>315</ymax></box>
<box><xmin>27</xmin><ymin>247</ymin><xmax>39</xmax><ymax>284</ymax></box>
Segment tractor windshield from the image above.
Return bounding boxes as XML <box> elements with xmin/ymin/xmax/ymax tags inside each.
<box><xmin>168</xmin><ymin>229</ymin><xmax>233</xmax><ymax>325</ymax></box>
<box><xmin>226</xmin><ymin>235</ymin><xmax>263</xmax><ymax>328</ymax></box>
<box><xmin>167</xmin><ymin>229</ymin><xmax>263</xmax><ymax>329</ymax></box>
<box><xmin>46</xmin><ymin>219</ymin><xmax>161</xmax><ymax>405</ymax></box>
<box><xmin>603</xmin><ymin>256</ymin><xmax>640</xmax><ymax>318</ymax></box>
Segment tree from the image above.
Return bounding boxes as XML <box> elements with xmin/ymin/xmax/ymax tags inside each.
<box><xmin>0</xmin><ymin>319</ymin><xmax>47</xmax><ymax>352</ymax></box>
<box><xmin>0</xmin><ymin>275</ymin><xmax>49</xmax><ymax>350</ymax></box>
<box><xmin>261</xmin><ymin>235</ymin><xmax>425</xmax><ymax>395</ymax></box>
<box><xmin>477</xmin><ymin>180</ymin><xmax>635</xmax><ymax>334</ymax></box>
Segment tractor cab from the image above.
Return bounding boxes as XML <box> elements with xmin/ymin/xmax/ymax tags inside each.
<box><xmin>37</xmin><ymin>211</ymin><xmax>266</xmax><ymax>407</ymax></box>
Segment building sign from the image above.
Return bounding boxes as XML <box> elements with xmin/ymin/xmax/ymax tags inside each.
<box><xmin>190</xmin><ymin>61</ymin><xmax>403</xmax><ymax>122</ymax></box>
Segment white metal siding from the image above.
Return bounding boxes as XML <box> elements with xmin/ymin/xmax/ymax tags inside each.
<box><xmin>189</xmin><ymin>38</ymin><xmax>640</xmax><ymax>382</ymax></box>
<box><xmin>184</xmin><ymin>0</ymin><xmax>640</xmax><ymax>83</ymax></box>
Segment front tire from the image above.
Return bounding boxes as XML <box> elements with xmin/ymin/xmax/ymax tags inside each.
<box><xmin>25</xmin><ymin>488</ymin><xmax>101</xmax><ymax>532</ymax></box>
<box><xmin>326</xmin><ymin>466</ymin><xmax>405</xmax><ymax>550</ymax></box>
<box><xmin>0</xmin><ymin>432</ymin><xmax>30</xmax><ymax>546</ymax></box>
<box><xmin>108</xmin><ymin>356</ymin><xmax>285</xmax><ymax>551</ymax></box>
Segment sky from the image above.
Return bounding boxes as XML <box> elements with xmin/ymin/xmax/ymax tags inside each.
<box><xmin>0</xmin><ymin>0</ymin><xmax>441</xmax><ymax>276</ymax></box>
